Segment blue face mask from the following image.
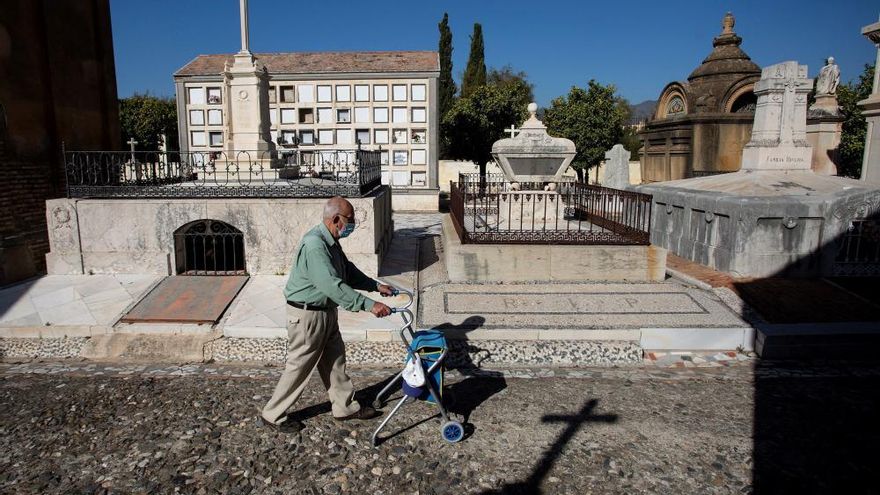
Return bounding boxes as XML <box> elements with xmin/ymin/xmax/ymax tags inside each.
<box><xmin>339</xmin><ymin>222</ymin><xmax>355</xmax><ymax>238</ymax></box>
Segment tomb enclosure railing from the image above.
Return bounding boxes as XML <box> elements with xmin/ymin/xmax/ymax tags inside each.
<box><xmin>450</xmin><ymin>174</ymin><xmax>652</xmax><ymax>245</ymax></box>
<box><xmin>64</xmin><ymin>148</ymin><xmax>382</xmax><ymax>199</ymax></box>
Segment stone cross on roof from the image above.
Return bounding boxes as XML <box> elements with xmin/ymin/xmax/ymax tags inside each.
<box><xmin>506</xmin><ymin>125</ymin><xmax>519</xmax><ymax>139</ymax></box>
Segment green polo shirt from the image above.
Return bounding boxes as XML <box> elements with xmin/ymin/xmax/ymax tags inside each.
<box><xmin>283</xmin><ymin>223</ymin><xmax>377</xmax><ymax>312</ymax></box>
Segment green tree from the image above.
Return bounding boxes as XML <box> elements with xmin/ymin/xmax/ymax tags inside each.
<box><xmin>442</xmin><ymin>78</ymin><xmax>531</xmax><ymax>178</ymax></box>
<box><xmin>461</xmin><ymin>23</ymin><xmax>486</xmax><ymax>99</ymax></box>
<box><xmin>488</xmin><ymin>65</ymin><xmax>534</xmax><ymax>103</ymax></box>
<box><xmin>438</xmin><ymin>13</ymin><xmax>456</xmax><ymax>158</ymax></box>
<box><xmin>615</xmin><ymin>97</ymin><xmax>642</xmax><ymax>161</ymax></box>
<box><xmin>543</xmin><ymin>81</ymin><xmax>627</xmax><ymax>182</ymax></box>
<box><xmin>119</xmin><ymin>93</ymin><xmax>178</xmax><ymax>151</ymax></box>
<box><xmin>620</xmin><ymin>127</ymin><xmax>642</xmax><ymax>162</ymax></box>
<box><xmin>837</xmin><ymin>63</ymin><xmax>875</xmax><ymax>179</ymax></box>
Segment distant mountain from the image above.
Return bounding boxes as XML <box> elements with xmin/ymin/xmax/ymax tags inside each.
<box><xmin>629</xmin><ymin>100</ymin><xmax>657</xmax><ymax>124</ymax></box>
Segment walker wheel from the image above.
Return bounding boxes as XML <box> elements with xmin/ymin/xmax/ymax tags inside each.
<box><xmin>372</xmin><ymin>399</ymin><xmax>383</xmax><ymax>409</ymax></box>
<box><xmin>440</xmin><ymin>421</ymin><xmax>464</xmax><ymax>443</ymax></box>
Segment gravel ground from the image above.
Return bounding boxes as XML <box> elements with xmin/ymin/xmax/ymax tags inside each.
<box><xmin>1</xmin><ymin>361</ymin><xmax>878</xmax><ymax>494</ymax></box>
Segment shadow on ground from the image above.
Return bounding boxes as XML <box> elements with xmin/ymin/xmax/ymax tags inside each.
<box><xmin>752</xmin><ymin>360</ymin><xmax>880</xmax><ymax>494</ymax></box>
<box><xmin>480</xmin><ymin>398</ymin><xmax>619</xmax><ymax>494</ymax></box>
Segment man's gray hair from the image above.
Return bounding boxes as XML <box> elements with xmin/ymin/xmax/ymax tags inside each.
<box><xmin>323</xmin><ymin>196</ymin><xmax>350</xmax><ymax>221</ymax></box>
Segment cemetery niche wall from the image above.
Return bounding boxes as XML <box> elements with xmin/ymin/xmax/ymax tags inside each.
<box><xmin>174</xmin><ymin>51</ymin><xmax>441</xmax><ymax>212</ymax></box>
<box><xmin>444</xmin><ymin>104</ymin><xmax>667</xmax><ymax>283</ymax></box>
<box><xmin>640</xmin><ymin>12</ymin><xmax>760</xmax><ymax>183</ymax></box>
<box><xmin>639</xmin><ymin>61</ymin><xmax>880</xmax><ymax>278</ymax></box>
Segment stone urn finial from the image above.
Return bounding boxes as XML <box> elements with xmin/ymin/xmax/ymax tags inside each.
<box><xmin>528</xmin><ymin>102</ymin><xmax>538</xmax><ymax>118</ymax></box>
<box><xmin>722</xmin><ymin>12</ymin><xmax>735</xmax><ymax>35</ymax></box>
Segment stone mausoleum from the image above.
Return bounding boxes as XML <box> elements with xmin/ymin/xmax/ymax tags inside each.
<box><xmin>640</xmin><ymin>13</ymin><xmax>760</xmax><ymax>183</ymax></box>
<box><xmin>640</xmin><ymin>60</ymin><xmax>880</xmax><ymax>278</ymax></box>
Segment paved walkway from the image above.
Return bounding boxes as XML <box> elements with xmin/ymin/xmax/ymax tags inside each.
<box><xmin>1</xmin><ymin>360</ymin><xmax>877</xmax><ymax>494</ymax></box>
<box><xmin>0</xmin><ymin>275</ymin><xmax>158</xmax><ymax>335</ymax></box>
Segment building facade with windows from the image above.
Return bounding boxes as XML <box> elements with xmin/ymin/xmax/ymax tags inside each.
<box><xmin>174</xmin><ymin>51</ymin><xmax>440</xmax><ymax>210</ymax></box>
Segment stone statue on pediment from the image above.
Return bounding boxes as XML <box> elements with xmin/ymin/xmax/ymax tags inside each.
<box><xmin>815</xmin><ymin>57</ymin><xmax>840</xmax><ymax>96</ymax></box>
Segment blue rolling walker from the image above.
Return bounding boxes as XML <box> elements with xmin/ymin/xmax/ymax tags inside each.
<box><xmin>371</xmin><ymin>287</ymin><xmax>464</xmax><ymax>447</ymax></box>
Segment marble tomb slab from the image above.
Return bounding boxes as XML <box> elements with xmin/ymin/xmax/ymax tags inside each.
<box><xmin>419</xmin><ymin>282</ymin><xmax>748</xmax><ymax>331</ymax></box>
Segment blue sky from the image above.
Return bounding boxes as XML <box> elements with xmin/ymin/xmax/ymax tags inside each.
<box><xmin>110</xmin><ymin>0</ymin><xmax>878</xmax><ymax>106</ymax></box>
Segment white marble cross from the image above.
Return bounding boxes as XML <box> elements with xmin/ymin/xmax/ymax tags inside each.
<box><xmin>506</xmin><ymin>125</ymin><xmax>519</xmax><ymax>139</ymax></box>
<box><xmin>127</xmin><ymin>138</ymin><xmax>138</xmax><ymax>162</ymax></box>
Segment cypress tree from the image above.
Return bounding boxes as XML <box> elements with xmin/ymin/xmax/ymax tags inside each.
<box><xmin>461</xmin><ymin>23</ymin><xmax>486</xmax><ymax>99</ymax></box>
<box><xmin>438</xmin><ymin>13</ymin><xmax>455</xmax><ymax>158</ymax></box>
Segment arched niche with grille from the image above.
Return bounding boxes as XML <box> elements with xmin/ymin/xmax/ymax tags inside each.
<box><xmin>656</xmin><ymin>84</ymin><xmax>689</xmax><ymax>119</ymax></box>
<box><xmin>724</xmin><ymin>82</ymin><xmax>757</xmax><ymax>114</ymax></box>
<box><xmin>173</xmin><ymin>219</ymin><xmax>246</xmax><ymax>275</ymax></box>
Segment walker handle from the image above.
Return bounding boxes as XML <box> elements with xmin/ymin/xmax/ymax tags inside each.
<box><xmin>378</xmin><ymin>282</ymin><xmax>413</xmax><ymax>311</ymax></box>
<box><xmin>394</xmin><ymin>308</ymin><xmax>415</xmax><ymax>343</ymax></box>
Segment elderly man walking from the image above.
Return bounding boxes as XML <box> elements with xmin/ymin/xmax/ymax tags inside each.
<box><xmin>261</xmin><ymin>196</ymin><xmax>392</xmax><ymax>432</ymax></box>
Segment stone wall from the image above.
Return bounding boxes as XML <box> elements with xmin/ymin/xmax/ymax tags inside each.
<box><xmin>594</xmin><ymin>161</ymin><xmax>642</xmax><ymax>186</ymax></box>
<box><xmin>0</xmin><ymin>0</ymin><xmax>120</xmax><ymax>286</ymax></box>
<box><xmin>45</xmin><ymin>187</ymin><xmax>393</xmax><ymax>277</ymax></box>
<box><xmin>639</xmin><ymin>116</ymin><xmax>754</xmax><ymax>183</ymax></box>
<box><xmin>641</xmin><ymin>174</ymin><xmax>880</xmax><ymax>277</ymax></box>
<box><xmin>441</xmin><ymin>215</ymin><xmax>666</xmax><ymax>282</ymax></box>
<box><xmin>388</xmin><ymin>189</ymin><xmax>439</xmax><ymax>212</ymax></box>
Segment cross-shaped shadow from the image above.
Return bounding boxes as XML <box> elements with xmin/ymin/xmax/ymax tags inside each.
<box><xmin>482</xmin><ymin>398</ymin><xmax>618</xmax><ymax>494</ymax></box>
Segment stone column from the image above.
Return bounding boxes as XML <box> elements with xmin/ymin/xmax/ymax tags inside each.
<box><xmin>223</xmin><ymin>0</ymin><xmax>273</xmax><ymax>156</ymax></box>
<box><xmin>859</xmin><ymin>19</ymin><xmax>880</xmax><ymax>183</ymax></box>
<box><xmin>239</xmin><ymin>0</ymin><xmax>250</xmax><ymax>54</ymax></box>
<box><xmin>807</xmin><ymin>90</ymin><xmax>843</xmax><ymax>176</ymax></box>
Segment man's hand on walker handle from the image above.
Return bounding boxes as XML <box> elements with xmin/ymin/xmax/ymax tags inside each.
<box><xmin>371</xmin><ymin>301</ymin><xmax>392</xmax><ymax>318</ymax></box>
<box><xmin>377</xmin><ymin>284</ymin><xmax>395</xmax><ymax>297</ymax></box>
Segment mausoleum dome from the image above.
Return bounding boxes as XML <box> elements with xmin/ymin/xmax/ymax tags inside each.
<box><xmin>641</xmin><ymin>12</ymin><xmax>762</xmax><ymax>182</ymax></box>
<box><xmin>688</xmin><ymin>13</ymin><xmax>761</xmax><ymax>83</ymax></box>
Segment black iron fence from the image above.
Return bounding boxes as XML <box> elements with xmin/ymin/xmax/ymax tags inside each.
<box><xmin>64</xmin><ymin>148</ymin><xmax>382</xmax><ymax>199</ymax></box>
<box><xmin>833</xmin><ymin>218</ymin><xmax>880</xmax><ymax>276</ymax></box>
<box><xmin>450</xmin><ymin>174</ymin><xmax>652</xmax><ymax>245</ymax></box>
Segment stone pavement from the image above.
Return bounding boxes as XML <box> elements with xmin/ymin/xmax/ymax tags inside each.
<box><xmin>1</xmin><ymin>360</ymin><xmax>878</xmax><ymax>494</ymax></box>
<box><xmin>0</xmin><ymin>275</ymin><xmax>159</xmax><ymax>335</ymax></box>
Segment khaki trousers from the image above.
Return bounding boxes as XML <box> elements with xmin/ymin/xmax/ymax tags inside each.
<box><xmin>261</xmin><ymin>305</ymin><xmax>361</xmax><ymax>424</ymax></box>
